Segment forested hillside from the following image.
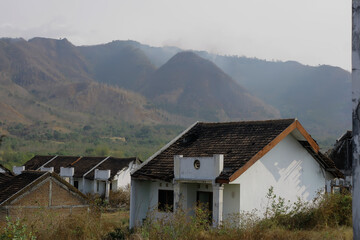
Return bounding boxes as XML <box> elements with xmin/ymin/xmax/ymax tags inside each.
<box><xmin>0</xmin><ymin>37</ymin><xmax>351</xmax><ymax>168</ymax></box>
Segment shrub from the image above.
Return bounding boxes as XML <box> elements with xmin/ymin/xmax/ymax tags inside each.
<box><xmin>109</xmin><ymin>185</ymin><xmax>130</xmax><ymax>209</ymax></box>
<box><xmin>0</xmin><ymin>217</ymin><xmax>36</xmax><ymax>240</ymax></box>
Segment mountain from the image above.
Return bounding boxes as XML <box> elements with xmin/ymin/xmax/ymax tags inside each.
<box><xmin>0</xmin><ymin>38</ymin><xmax>183</xmax><ymax>127</ymax></box>
<box><xmin>79</xmin><ymin>41</ymin><xmax>156</xmax><ymax>90</ymax></box>
<box><xmin>0</xmin><ymin>37</ymin><xmax>351</xmax><ymax>152</ymax></box>
<box><xmin>114</xmin><ymin>41</ymin><xmax>350</xmax><ymax>143</ymax></box>
<box><xmin>197</xmin><ymin>53</ymin><xmax>351</xmax><ymax>141</ymax></box>
<box><xmin>141</xmin><ymin>51</ymin><xmax>280</xmax><ymax>121</ymax></box>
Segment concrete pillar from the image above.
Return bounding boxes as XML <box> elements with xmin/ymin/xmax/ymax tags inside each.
<box><xmin>173</xmin><ymin>181</ymin><xmax>181</xmax><ymax>211</ymax></box>
<box><xmin>212</xmin><ymin>183</ymin><xmax>224</xmax><ymax>227</ymax></box>
<box><xmin>130</xmin><ymin>179</ymin><xmax>137</xmax><ymax>229</ymax></box>
<box><xmin>353</xmin><ymin>0</ymin><xmax>360</xmax><ymax>238</ymax></box>
<box><xmin>213</xmin><ymin>154</ymin><xmax>224</xmax><ymax>177</ymax></box>
<box><xmin>93</xmin><ymin>180</ymin><xmax>97</xmax><ymax>194</ymax></box>
<box><xmin>105</xmin><ymin>180</ymin><xmax>110</xmax><ymax>201</ymax></box>
<box><xmin>174</xmin><ymin>155</ymin><xmax>183</xmax><ymax>179</ymax></box>
<box><xmin>70</xmin><ymin>177</ymin><xmax>74</xmax><ymax>186</ymax></box>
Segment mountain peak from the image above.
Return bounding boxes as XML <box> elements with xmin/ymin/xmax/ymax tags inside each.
<box><xmin>141</xmin><ymin>51</ymin><xmax>280</xmax><ymax>121</ymax></box>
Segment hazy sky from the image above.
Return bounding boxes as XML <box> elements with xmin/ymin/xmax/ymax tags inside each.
<box><xmin>0</xmin><ymin>0</ymin><xmax>351</xmax><ymax>70</ymax></box>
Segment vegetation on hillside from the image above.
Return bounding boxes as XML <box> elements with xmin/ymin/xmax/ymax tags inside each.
<box><xmin>0</xmin><ymin>122</ymin><xmax>183</xmax><ymax>168</ymax></box>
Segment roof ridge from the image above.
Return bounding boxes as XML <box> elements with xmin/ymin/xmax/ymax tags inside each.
<box><xmin>0</xmin><ymin>171</ymin><xmax>49</xmax><ymax>206</ymax></box>
<box><xmin>131</xmin><ymin>121</ymin><xmax>199</xmax><ymax>176</ymax></box>
<box><xmin>197</xmin><ymin>118</ymin><xmax>296</xmax><ymax>125</ymax></box>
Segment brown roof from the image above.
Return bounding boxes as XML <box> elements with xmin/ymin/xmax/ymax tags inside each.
<box><xmin>44</xmin><ymin>156</ymin><xmax>81</xmax><ymax>172</ymax></box>
<box><xmin>23</xmin><ymin>155</ymin><xmax>138</xmax><ymax>180</ymax></box>
<box><xmin>0</xmin><ymin>173</ymin><xmax>13</xmax><ymax>185</ymax></box>
<box><xmin>328</xmin><ymin>131</ymin><xmax>352</xmax><ymax>174</ymax></box>
<box><xmin>23</xmin><ymin>155</ymin><xmax>55</xmax><ymax>170</ymax></box>
<box><xmin>0</xmin><ymin>171</ymin><xmax>88</xmax><ymax>205</ymax></box>
<box><xmin>86</xmin><ymin>157</ymin><xmax>140</xmax><ymax>180</ymax></box>
<box><xmin>132</xmin><ymin>119</ymin><xmax>341</xmax><ymax>182</ymax></box>
<box><xmin>71</xmin><ymin>156</ymin><xmax>109</xmax><ymax>178</ymax></box>
<box><xmin>0</xmin><ymin>164</ymin><xmax>14</xmax><ymax>184</ymax></box>
<box><xmin>0</xmin><ymin>171</ymin><xmax>47</xmax><ymax>204</ymax></box>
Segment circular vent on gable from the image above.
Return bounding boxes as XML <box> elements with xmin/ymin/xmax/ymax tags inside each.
<box><xmin>194</xmin><ymin>159</ymin><xmax>200</xmax><ymax>170</ymax></box>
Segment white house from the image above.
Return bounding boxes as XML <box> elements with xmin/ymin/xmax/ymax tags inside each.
<box><xmin>130</xmin><ymin>119</ymin><xmax>342</xmax><ymax>228</ymax></box>
<box><xmin>15</xmin><ymin>155</ymin><xmax>141</xmax><ymax>199</ymax></box>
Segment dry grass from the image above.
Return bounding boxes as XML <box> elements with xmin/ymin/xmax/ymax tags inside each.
<box><xmin>0</xmin><ymin>192</ymin><xmax>353</xmax><ymax>240</ymax></box>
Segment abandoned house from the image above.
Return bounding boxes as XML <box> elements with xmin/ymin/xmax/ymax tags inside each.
<box><xmin>327</xmin><ymin>130</ymin><xmax>352</xmax><ymax>177</ymax></box>
<box><xmin>14</xmin><ymin>156</ymin><xmax>141</xmax><ymax>198</ymax></box>
<box><xmin>130</xmin><ymin>119</ymin><xmax>342</xmax><ymax>228</ymax></box>
<box><xmin>0</xmin><ymin>171</ymin><xmax>89</xmax><ymax>222</ymax></box>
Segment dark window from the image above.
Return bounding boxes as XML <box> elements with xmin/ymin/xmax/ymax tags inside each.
<box><xmin>74</xmin><ymin>180</ymin><xmax>79</xmax><ymax>189</ymax></box>
<box><xmin>158</xmin><ymin>190</ymin><xmax>174</xmax><ymax>212</ymax></box>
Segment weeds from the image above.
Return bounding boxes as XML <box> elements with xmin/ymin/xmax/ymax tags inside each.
<box><xmin>0</xmin><ymin>188</ymin><xmax>352</xmax><ymax>239</ymax></box>
<box><xmin>0</xmin><ymin>217</ymin><xmax>36</xmax><ymax>240</ymax></box>
<box><xmin>137</xmin><ymin>188</ymin><xmax>352</xmax><ymax>240</ymax></box>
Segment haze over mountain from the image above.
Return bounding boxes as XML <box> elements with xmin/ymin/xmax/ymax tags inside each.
<box><xmin>0</xmin><ymin>37</ymin><xmax>183</xmax><ymax>129</ymax></box>
<box><xmin>0</xmin><ymin>37</ymin><xmax>352</xmax><ymax>151</ymax></box>
<box><xmin>140</xmin><ymin>51</ymin><xmax>279</xmax><ymax>121</ymax></box>
<box><xmin>85</xmin><ymin>40</ymin><xmax>350</xmax><ymax>143</ymax></box>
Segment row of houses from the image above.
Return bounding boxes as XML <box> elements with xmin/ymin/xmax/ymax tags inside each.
<box><xmin>0</xmin><ymin>118</ymin><xmax>350</xmax><ymax>227</ymax></box>
<box><xmin>0</xmin><ymin>156</ymin><xmax>140</xmax><ymax>221</ymax></box>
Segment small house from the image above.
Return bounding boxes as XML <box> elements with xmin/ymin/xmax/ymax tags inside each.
<box><xmin>0</xmin><ymin>171</ymin><xmax>89</xmax><ymax>222</ymax></box>
<box><xmin>130</xmin><ymin>119</ymin><xmax>342</xmax><ymax>228</ymax></box>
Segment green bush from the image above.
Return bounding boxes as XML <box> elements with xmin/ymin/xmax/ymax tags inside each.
<box><xmin>0</xmin><ymin>217</ymin><xmax>36</xmax><ymax>240</ymax></box>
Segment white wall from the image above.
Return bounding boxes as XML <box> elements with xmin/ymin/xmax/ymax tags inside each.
<box><xmin>174</xmin><ymin>155</ymin><xmax>223</xmax><ymax>181</ymax></box>
<box><xmin>114</xmin><ymin>161</ymin><xmax>137</xmax><ymax>190</ymax></box>
<box><xmin>232</xmin><ymin>134</ymin><xmax>332</xmax><ymax>214</ymax></box>
<box><xmin>223</xmin><ymin>184</ymin><xmax>240</xmax><ymax>220</ymax></box>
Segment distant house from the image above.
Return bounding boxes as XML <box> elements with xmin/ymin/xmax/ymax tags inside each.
<box><xmin>0</xmin><ymin>171</ymin><xmax>88</xmax><ymax>222</ymax></box>
<box><xmin>16</xmin><ymin>156</ymin><xmax>141</xmax><ymax>199</ymax></box>
<box><xmin>130</xmin><ymin>119</ymin><xmax>342</xmax><ymax>228</ymax></box>
<box><xmin>327</xmin><ymin>131</ymin><xmax>352</xmax><ymax>177</ymax></box>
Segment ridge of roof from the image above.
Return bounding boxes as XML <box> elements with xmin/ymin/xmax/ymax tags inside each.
<box><xmin>132</xmin><ymin>118</ymin><xmax>332</xmax><ymax>183</ymax></box>
<box><xmin>0</xmin><ymin>171</ymin><xmax>88</xmax><ymax>206</ymax></box>
<box><xmin>197</xmin><ymin>118</ymin><xmax>296</xmax><ymax>125</ymax></box>
<box><xmin>37</xmin><ymin>155</ymin><xmax>58</xmax><ymax>170</ymax></box>
<box><xmin>0</xmin><ymin>171</ymin><xmax>49</xmax><ymax>205</ymax></box>
<box><xmin>0</xmin><ymin>164</ymin><xmax>14</xmax><ymax>176</ymax></box>
<box><xmin>82</xmin><ymin>156</ymin><xmax>110</xmax><ymax>178</ymax></box>
<box><xmin>131</xmin><ymin>121</ymin><xmax>199</xmax><ymax>176</ymax></box>
<box><xmin>224</xmin><ymin>119</ymin><xmax>319</xmax><ymax>182</ymax></box>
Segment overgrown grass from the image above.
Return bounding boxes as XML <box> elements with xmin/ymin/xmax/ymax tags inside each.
<box><xmin>0</xmin><ymin>190</ymin><xmax>352</xmax><ymax>239</ymax></box>
<box><xmin>136</xmin><ymin>189</ymin><xmax>353</xmax><ymax>240</ymax></box>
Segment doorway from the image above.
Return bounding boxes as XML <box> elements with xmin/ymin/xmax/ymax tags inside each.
<box><xmin>196</xmin><ymin>191</ymin><xmax>213</xmax><ymax>222</ymax></box>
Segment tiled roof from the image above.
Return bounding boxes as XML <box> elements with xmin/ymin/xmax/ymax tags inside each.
<box><xmin>71</xmin><ymin>156</ymin><xmax>109</xmax><ymax>178</ymax></box>
<box><xmin>0</xmin><ymin>164</ymin><xmax>14</xmax><ymax>185</ymax></box>
<box><xmin>0</xmin><ymin>174</ymin><xmax>13</xmax><ymax>185</ymax></box>
<box><xmin>0</xmin><ymin>171</ymin><xmax>46</xmax><ymax>204</ymax></box>
<box><xmin>0</xmin><ymin>171</ymin><xmax>88</xmax><ymax>206</ymax></box>
<box><xmin>23</xmin><ymin>155</ymin><xmax>139</xmax><ymax>179</ymax></box>
<box><xmin>328</xmin><ymin>131</ymin><xmax>352</xmax><ymax>173</ymax></box>
<box><xmin>44</xmin><ymin>156</ymin><xmax>80</xmax><ymax>173</ymax></box>
<box><xmin>23</xmin><ymin>155</ymin><xmax>54</xmax><ymax>170</ymax></box>
<box><xmin>132</xmin><ymin>119</ymin><xmax>296</xmax><ymax>182</ymax></box>
<box><xmin>86</xmin><ymin>157</ymin><xmax>139</xmax><ymax>180</ymax></box>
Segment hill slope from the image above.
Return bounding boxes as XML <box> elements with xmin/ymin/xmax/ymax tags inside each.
<box><xmin>79</xmin><ymin>41</ymin><xmax>156</xmax><ymax>90</ymax></box>
<box><xmin>141</xmin><ymin>52</ymin><xmax>280</xmax><ymax>121</ymax></box>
